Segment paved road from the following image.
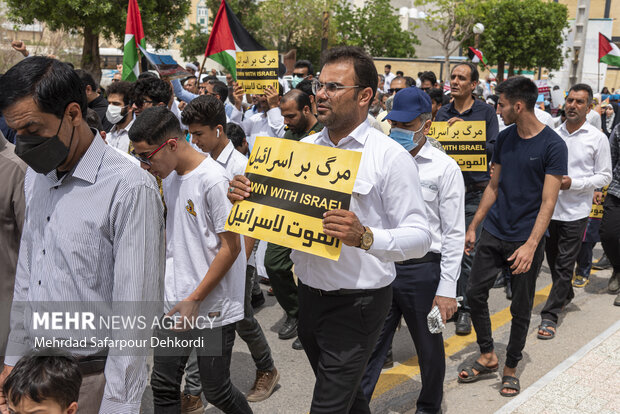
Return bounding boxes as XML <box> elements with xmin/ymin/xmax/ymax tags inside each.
<box><xmin>140</xmin><ymin>245</ymin><xmax>620</xmax><ymax>413</ymax></box>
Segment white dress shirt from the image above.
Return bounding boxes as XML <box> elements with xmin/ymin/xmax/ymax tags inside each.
<box><xmin>240</xmin><ymin>109</ymin><xmax>286</xmax><ymax>152</ymax></box>
<box><xmin>290</xmin><ymin>120</ymin><xmax>432</xmax><ymax>290</ymax></box>
<box><xmin>586</xmin><ymin>110</ymin><xmax>602</xmax><ymax>130</ymax></box>
<box><xmin>215</xmin><ymin>140</ymin><xmax>248</xmax><ymax>177</ymax></box>
<box><xmin>414</xmin><ymin>140</ymin><xmax>465</xmax><ymax>298</ymax></box>
<box><xmin>552</xmin><ymin>121</ymin><xmax>612</xmax><ymax>221</ymax></box>
<box><xmin>383</xmin><ymin>72</ymin><xmax>396</xmax><ymax>93</ymax></box>
<box><xmin>535</xmin><ymin>107</ymin><xmax>555</xmax><ymax>128</ymax></box>
<box><xmin>106</xmin><ymin>118</ymin><xmax>134</xmax><ymax>153</ymax></box>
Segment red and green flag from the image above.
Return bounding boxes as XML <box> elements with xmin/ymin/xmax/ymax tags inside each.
<box><xmin>205</xmin><ymin>0</ymin><xmax>264</xmax><ymax>80</ymax></box>
<box><xmin>468</xmin><ymin>47</ymin><xmax>488</xmax><ymax>65</ymax></box>
<box><xmin>599</xmin><ymin>33</ymin><xmax>620</xmax><ymax>68</ymax></box>
<box><xmin>122</xmin><ymin>0</ymin><xmax>146</xmax><ymax>81</ymax></box>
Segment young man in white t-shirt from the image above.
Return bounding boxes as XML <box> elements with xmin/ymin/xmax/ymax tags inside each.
<box><xmin>129</xmin><ymin>106</ymin><xmax>251</xmax><ymax>414</ymax></box>
<box><xmin>182</xmin><ymin>95</ymin><xmax>280</xmax><ymax>402</ymax></box>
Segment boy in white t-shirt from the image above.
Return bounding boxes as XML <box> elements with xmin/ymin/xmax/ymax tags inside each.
<box><xmin>129</xmin><ymin>106</ymin><xmax>251</xmax><ymax>414</ymax></box>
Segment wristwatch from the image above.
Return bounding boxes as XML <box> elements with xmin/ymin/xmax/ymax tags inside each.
<box><xmin>359</xmin><ymin>226</ymin><xmax>374</xmax><ymax>250</ymax></box>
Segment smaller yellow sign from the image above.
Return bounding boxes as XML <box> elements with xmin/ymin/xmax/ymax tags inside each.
<box><xmin>589</xmin><ymin>187</ymin><xmax>608</xmax><ymax>219</ymax></box>
<box><xmin>236</xmin><ymin>50</ymin><xmax>279</xmax><ymax>94</ymax></box>
<box><xmin>428</xmin><ymin>121</ymin><xmax>487</xmax><ymax>171</ymax></box>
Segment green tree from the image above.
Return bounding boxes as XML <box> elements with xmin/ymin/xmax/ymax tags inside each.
<box><xmin>206</xmin><ymin>0</ymin><xmax>261</xmax><ymax>34</ymax></box>
<box><xmin>252</xmin><ymin>0</ymin><xmax>325</xmax><ymax>66</ymax></box>
<box><xmin>473</xmin><ymin>0</ymin><xmax>568</xmax><ymax>82</ymax></box>
<box><xmin>415</xmin><ymin>0</ymin><xmax>485</xmax><ymax>79</ymax></box>
<box><xmin>178</xmin><ymin>24</ymin><xmax>210</xmax><ymax>61</ymax></box>
<box><xmin>5</xmin><ymin>0</ymin><xmax>191</xmax><ymax>81</ymax></box>
<box><xmin>333</xmin><ymin>0</ymin><xmax>418</xmax><ymax>58</ymax></box>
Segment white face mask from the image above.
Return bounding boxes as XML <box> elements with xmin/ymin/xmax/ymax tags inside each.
<box><xmin>106</xmin><ymin>104</ymin><xmax>127</xmax><ymax>124</ymax></box>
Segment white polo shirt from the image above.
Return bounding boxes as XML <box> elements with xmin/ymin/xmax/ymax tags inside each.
<box><xmin>552</xmin><ymin>121</ymin><xmax>612</xmax><ymax>221</ymax></box>
<box><xmin>291</xmin><ymin>120</ymin><xmax>432</xmax><ymax>290</ymax></box>
<box><xmin>414</xmin><ymin>140</ymin><xmax>465</xmax><ymax>298</ymax></box>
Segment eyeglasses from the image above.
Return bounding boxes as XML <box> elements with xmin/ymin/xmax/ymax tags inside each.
<box><xmin>388</xmin><ymin>88</ymin><xmax>404</xmax><ymax>94</ymax></box>
<box><xmin>111</xmin><ymin>79</ymin><xmax>120</xmax><ymax>83</ymax></box>
<box><xmin>131</xmin><ymin>138</ymin><xmax>178</xmax><ymax>166</ymax></box>
<box><xmin>311</xmin><ymin>79</ymin><xmax>360</xmax><ymax>97</ymax></box>
<box><xmin>292</xmin><ymin>73</ymin><xmax>307</xmax><ymax>78</ymax></box>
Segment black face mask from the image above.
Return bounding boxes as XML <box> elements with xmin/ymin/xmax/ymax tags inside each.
<box><xmin>15</xmin><ymin>116</ymin><xmax>75</xmax><ymax>174</ymax></box>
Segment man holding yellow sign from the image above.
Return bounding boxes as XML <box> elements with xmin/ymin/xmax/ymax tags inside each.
<box><xmin>228</xmin><ymin>46</ymin><xmax>431</xmax><ymax>414</ymax></box>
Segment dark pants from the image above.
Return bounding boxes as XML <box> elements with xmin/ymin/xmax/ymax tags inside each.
<box><xmin>541</xmin><ymin>218</ymin><xmax>588</xmax><ymax>323</ymax></box>
<box><xmin>457</xmin><ymin>189</ymin><xmax>484</xmax><ymax>312</ymax></box>
<box><xmin>297</xmin><ymin>281</ymin><xmax>392</xmax><ymax>414</ymax></box>
<box><xmin>236</xmin><ymin>263</ymin><xmax>274</xmax><ymax>371</ymax></box>
<box><xmin>600</xmin><ymin>194</ymin><xmax>620</xmax><ymax>272</ymax></box>
<box><xmin>467</xmin><ymin>229</ymin><xmax>545</xmax><ymax>368</ymax></box>
<box><xmin>264</xmin><ymin>243</ymin><xmax>299</xmax><ymax>318</ymax></box>
<box><xmin>575</xmin><ymin>218</ymin><xmax>600</xmax><ymax>278</ymax></box>
<box><xmin>151</xmin><ymin>324</ymin><xmax>252</xmax><ymax>414</ymax></box>
<box><xmin>361</xmin><ymin>260</ymin><xmax>444</xmax><ymax>413</ymax></box>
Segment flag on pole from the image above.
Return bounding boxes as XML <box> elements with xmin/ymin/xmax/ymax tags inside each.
<box><xmin>122</xmin><ymin>0</ymin><xmax>146</xmax><ymax>81</ymax></box>
<box><xmin>599</xmin><ymin>33</ymin><xmax>620</xmax><ymax>67</ymax></box>
<box><xmin>205</xmin><ymin>0</ymin><xmax>264</xmax><ymax>80</ymax></box>
<box><xmin>468</xmin><ymin>47</ymin><xmax>488</xmax><ymax>65</ymax></box>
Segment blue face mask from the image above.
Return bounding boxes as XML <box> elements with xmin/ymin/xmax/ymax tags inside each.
<box><xmin>389</xmin><ymin>124</ymin><xmax>425</xmax><ymax>151</ymax></box>
<box><xmin>290</xmin><ymin>76</ymin><xmax>304</xmax><ymax>88</ymax></box>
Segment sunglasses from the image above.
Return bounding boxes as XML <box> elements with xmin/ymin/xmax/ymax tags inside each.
<box><xmin>131</xmin><ymin>138</ymin><xmax>178</xmax><ymax>166</ymax></box>
<box><xmin>388</xmin><ymin>88</ymin><xmax>404</xmax><ymax>94</ymax></box>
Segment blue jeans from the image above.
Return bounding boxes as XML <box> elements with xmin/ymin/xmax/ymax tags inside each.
<box><xmin>361</xmin><ymin>260</ymin><xmax>444</xmax><ymax>412</ymax></box>
<box><xmin>151</xmin><ymin>323</ymin><xmax>252</xmax><ymax>414</ymax></box>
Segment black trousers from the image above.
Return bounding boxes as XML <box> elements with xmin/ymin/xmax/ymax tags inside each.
<box><xmin>297</xmin><ymin>281</ymin><xmax>392</xmax><ymax>414</ymax></box>
<box><xmin>360</xmin><ymin>259</ymin><xmax>444</xmax><ymax>413</ymax></box>
<box><xmin>467</xmin><ymin>229</ymin><xmax>545</xmax><ymax>368</ymax></box>
<box><xmin>600</xmin><ymin>194</ymin><xmax>620</xmax><ymax>272</ymax></box>
<box><xmin>264</xmin><ymin>243</ymin><xmax>299</xmax><ymax>318</ymax></box>
<box><xmin>541</xmin><ymin>218</ymin><xmax>588</xmax><ymax>323</ymax></box>
<box><xmin>457</xmin><ymin>189</ymin><xmax>484</xmax><ymax>312</ymax></box>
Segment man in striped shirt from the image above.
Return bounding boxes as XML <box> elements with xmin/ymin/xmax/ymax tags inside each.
<box><xmin>0</xmin><ymin>57</ymin><xmax>165</xmax><ymax>413</ymax></box>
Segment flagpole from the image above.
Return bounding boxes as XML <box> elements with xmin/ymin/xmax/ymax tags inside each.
<box><xmin>597</xmin><ymin>61</ymin><xmax>600</xmax><ymax>93</ymax></box>
<box><xmin>198</xmin><ymin>53</ymin><xmax>208</xmax><ymax>80</ymax></box>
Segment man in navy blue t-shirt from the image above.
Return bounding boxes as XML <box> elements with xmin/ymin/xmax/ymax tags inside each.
<box><xmin>456</xmin><ymin>77</ymin><xmax>567</xmax><ymax>397</ymax></box>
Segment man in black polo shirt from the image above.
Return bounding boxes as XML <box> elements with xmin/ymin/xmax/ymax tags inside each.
<box><xmin>435</xmin><ymin>62</ymin><xmax>499</xmax><ymax>334</ymax></box>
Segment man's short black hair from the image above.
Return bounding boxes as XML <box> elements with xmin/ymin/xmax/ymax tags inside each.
<box><xmin>396</xmin><ymin>70</ymin><xmax>404</xmax><ymax>77</ymax></box>
<box><xmin>427</xmin><ymin>88</ymin><xmax>445</xmax><ymax>105</ymax></box>
<box><xmin>452</xmin><ymin>62</ymin><xmax>479</xmax><ymax>83</ymax></box>
<box><xmin>182</xmin><ymin>75</ymin><xmax>197</xmax><ymax>85</ymax></box>
<box><xmin>385</xmin><ymin>64</ymin><xmax>391</xmax><ymax>69</ymax></box>
<box><xmin>296</xmin><ymin>78</ymin><xmax>314</xmax><ymax>97</ymax></box>
<box><xmin>568</xmin><ymin>83</ymin><xmax>593</xmax><ymax>105</ymax></box>
<box><xmin>129</xmin><ymin>106</ymin><xmax>181</xmax><ymax>145</ymax></box>
<box><xmin>133</xmin><ymin>77</ymin><xmax>172</xmax><ymax>107</ymax></box>
<box><xmin>322</xmin><ymin>46</ymin><xmax>378</xmax><ymax>101</ymax></box>
<box><xmin>3</xmin><ymin>349</ymin><xmax>81</xmax><ymax>410</ymax></box>
<box><xmin>138</xmin><ymin>71</ymin><xmax>158</xmax><ymax>80</ymax></box>
<box><xmin>74</xmin><ymin>69</ymin><xmax>98</xmax><ymax>91</ymax></box>
<box><xmin>281</xmin><ymin>89</ymin><xmax>311</xmax><ymax>111</ymax></box>
<box><xmin>420</xmin><ymin>71</ymin><xmax>437</xmax><ymax>86</ymax></box>
<box><xmin>0</xmin><ymin>56</ymin><xmax>87</xmax><ymax>118</ymax></box>
<box><xmin>210</xmin><ymin>80</ymin><xmax>229</xmax><ymax>102</ymax></box>
<box><xmin>404</xmin><ymin>76</ymin><xmax>415</xmax><ymax>87</ymax></box>
<box><xmin>294</xmin><ymin>60</ymin><xmax>314</xmax><ymax>76</ymax></box>
<box><xmin>226</xmin><ymin>123</ymin><xmax>246</xmax><ymax>148</ymax></box>
<box><xmin>106</xmin><ymin>80</ymin><xmax>134</xmax><ymax>106</ymax></box>
<box><xmin>181</xmin><ymin>95</ymin><xmax>226</xmax><ymax>129</ymax></box>
<box><xmin>495</xmin><ymin>76</ymin><xmax>538</xmax><ymax>110</ymax></box>
<box><xmin>86</xmin><ymin>108</ymin><xmax>103</xmax><ymax>131</ymax></box>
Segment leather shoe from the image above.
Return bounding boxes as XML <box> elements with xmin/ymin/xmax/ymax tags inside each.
<box><xmin>251</xmin><ymin>292</ymin><xmax>265</xmax><ymax>309</ymax></box>
<box><xmin>614</xmin><ymin>293</ymin><xmax>620</xmax><ymax>306</ymax></box>
<box><xmin>609</xmin><ymin>271</ymin><xmax>620</xmax><ymax>294</ymax></box>
<box><xmin>278</xmin><ymin>315</ymin><xmax>298</xmax><ymax>339</ymax></box>
<box><xmin>455</xmin><ymin>312</ymin><xmax>472</xmax><ymax>335</ymax></box>
<box><xmin>593</xmin><ymin>254</ymin><xmax>611</xmax><ymax>270</ymax></box>
<box><xmin>292</xmin><ymin>337</ymin><xmax>303</xmax><ymax>350</ymax></box>
<box><xmin>383</xmin><ymin>347</ymin><xmax>394</xmax><ymax>369</ymax></box>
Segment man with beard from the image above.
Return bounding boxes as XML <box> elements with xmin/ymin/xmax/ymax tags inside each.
<box><xmin>105</xmin><ymin>80</ymin><xmax>135</xmax><ymax>153</ymax></box>
<box><xmin>228</xmin><ymin>46</ymin><xmax>431</xmax><ymax>413</ymax></box>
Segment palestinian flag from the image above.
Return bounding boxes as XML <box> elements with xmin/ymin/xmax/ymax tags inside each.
<box><xmin>599</xmin><ymin>33</ymin><xmax>620</xmax><ymax>67</ymax></box>
<box><xmin>468</xmin><ymin>47</ymin><xmax>487</xmax><ymax>65</ymax></box>
<box><xmin>122</xmin><ymin>0</ymin><xmax>146</xmax><ymax>82</ymax></box>
<box><xmin>205</xmin><ymin>0</ymin><xmax>264</xmax><ymax>80</ymax></box>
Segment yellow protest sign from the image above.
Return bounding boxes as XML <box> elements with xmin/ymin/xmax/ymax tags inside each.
<box><xmin>428</xmin><ymin>121</ymin><xmax>487</xmax><ymax>171</ymax></box>
<box><xmin>225</xmin><ymin>136</ymin><xmax>362</xmax><ymax>260</ymax></box>
<box><xmin>590</xmin><ymin>187</ymin><xmax>608</xmax><ymax>219</ymax></box>
<box><xmin>236</xmin><ymin>50</ymin><xmax>279</xmax><ymax>94</ymax></box>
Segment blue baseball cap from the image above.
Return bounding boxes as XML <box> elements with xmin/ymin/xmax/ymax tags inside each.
<box><xmin>384</xmin><ymin>86</ymin><xmax>432</xmax><ymax>123</ymax></box>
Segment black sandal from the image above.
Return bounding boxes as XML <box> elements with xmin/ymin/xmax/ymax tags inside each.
<box><xmin>537</xmin><ymin>319</ymin><xmax>556</xmax><ymax>340</ymax></box>
<box><xmin>457</xmin><ymin>360</ymin><xmax>499</xmax><ymax>383</ymax></box>
<box><xmin>499</xmin><ymin>375</ymin><xmax>520</xmax><ymax>397</ymax></box>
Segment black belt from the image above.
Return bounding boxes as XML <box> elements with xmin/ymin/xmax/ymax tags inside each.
<box><xmin>78</xmin><ymin>352</ymin><xmax>107</xmax><ymax>376</ymax></box>
<box><xmin>300</xmin><ymin>281</ymin><xmax>381</xmax><ymax>297</ymax></box>
<box><xmin>466</xmin><ymin>180</ymin><xmax>489</xmax><ymax>193</ymax></box>
<box><xmin>395</xmin><ymin>251</ymin><xmax>441</xmax><ymax>265</ymax></box>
